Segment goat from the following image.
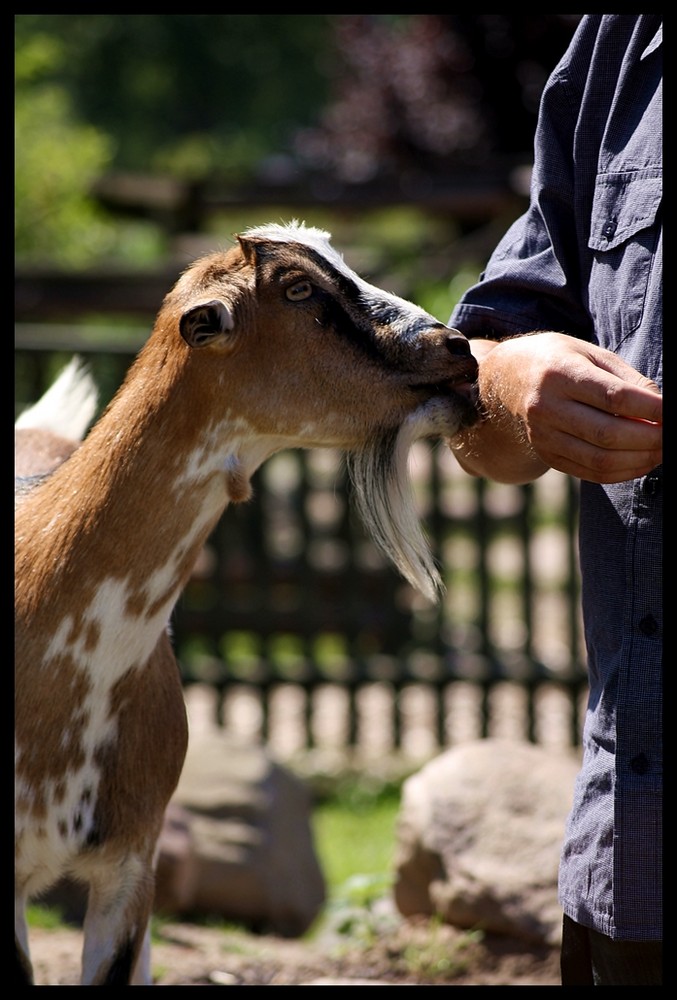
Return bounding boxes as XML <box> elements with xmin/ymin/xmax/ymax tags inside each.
<box><xmin>15</xmin><ymin>221</ymin><xmax>478</xmax><ymax>985</ymax></box>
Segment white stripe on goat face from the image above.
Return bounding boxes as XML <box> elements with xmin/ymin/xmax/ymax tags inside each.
<box><xmin>243</xmin><ymin>222</ymin><xmax>438</xmax><ymax>343</ymax></box>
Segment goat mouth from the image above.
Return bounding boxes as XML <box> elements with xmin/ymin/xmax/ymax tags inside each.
<box><xmin>444</xmin><ymin>378</ymin><xmax>479</xmax><ymax>405</ymax></box>
<box><xmin>408</xmin><ymin>371</ymin><xmax>480</xmax><ymax>428</ymax></box>
<box><xmin>410</xmin><ymin>373</ymin><xmax>479</xmax><ymax>404</ymax></box>
<box><xmin>438</xmin><ymin>380</ymin><xmax>481</xmax><ymax>423</ymax></box>
<box><xmin>410</xmin><ymin>356</ymin><xmax>478</xmax><ymax>397</ymax></box>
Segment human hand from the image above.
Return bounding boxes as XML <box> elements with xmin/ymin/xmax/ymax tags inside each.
<box><xmin>466</xmin><ymin>331</ymin><xmax>662</xmax><ymax>484</ymax></box>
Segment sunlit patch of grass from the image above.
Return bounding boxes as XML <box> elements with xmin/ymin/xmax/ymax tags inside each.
<box><xmin>310</xmin><ymin>777</ymin><xmax>402</xmax><ymax>894</ymax></box>
<box><xmin>26</xmin><ymin>903</ymin><xmax>66</xmax><ymax>930</ymax></box>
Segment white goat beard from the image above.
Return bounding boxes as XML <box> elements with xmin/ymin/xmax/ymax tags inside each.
<box><xmin>347</xmin><ymin>419</ymin><xmax>443</xmax><ymax>604</ymax></box>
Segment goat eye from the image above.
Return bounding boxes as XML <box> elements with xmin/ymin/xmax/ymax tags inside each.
<box><xmin>286</xmin><ymin>280</ymin><xmax>313</xmax><ymax>302</ymax></box>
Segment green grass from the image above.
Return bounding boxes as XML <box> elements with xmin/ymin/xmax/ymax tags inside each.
<box><xmin>306</xmin><ymin>777</ymin><xmax>404</xmax><ymax>947</ymax></box>
<box><xmin>311</xmin><ymin>782</ymin><xmax>401</xmax><ymax>894</ymax></box>
<box><xmin>26</xmin><ymin>902</ymin><xmax>67</xmax><ymax>929</ymax></box>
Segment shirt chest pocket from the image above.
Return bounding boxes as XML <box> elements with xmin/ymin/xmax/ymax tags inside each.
<box><xmin>587</xmin><ymin>173</ymin><xmax>661</xmax><ymax>349</ymax></box>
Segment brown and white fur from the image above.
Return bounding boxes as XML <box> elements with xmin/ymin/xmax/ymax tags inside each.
<box><xmin>15</xmin><ymin>221</ymin><xmax>478</xmax><ymax>984</ymax></box>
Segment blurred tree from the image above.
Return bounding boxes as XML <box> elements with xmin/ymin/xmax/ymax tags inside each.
<box><xmin>15</xmin><ymin>30</ymin><xmax>117</xmax><ymax>266</ymax></box>
<box><xmin>16</xmin><ymin>14</ymin><xmax>580</xmax><ymax>185</ymax></box>
<box><xmin>15</xmin><ymin>27</ymin><xmax>167</xmax><ymax>267</ymax></box>
<box><xmin>15</xmin><ymin>14</ymin><xmax>333</xmax><ymax>181</ymax></box>
<box><xmin>15</xmin><ymin>15</ymin><xmax>581</xmax><ymax>270</ymax></box>
<box><xmin>296</xmin><ymin>14</ymin><xmax>582</xmax><ymax>182</ymax></box>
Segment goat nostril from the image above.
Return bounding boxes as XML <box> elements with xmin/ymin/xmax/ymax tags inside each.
<box><xmin>445</xmin><ymin>334</ymin><xmax>471</xmax><ymax>357</ymax></box>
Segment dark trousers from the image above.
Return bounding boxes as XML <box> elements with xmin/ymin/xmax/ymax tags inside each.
<box><xmin>560</xmin><ymin>915</ymin><xmax>662</xmax><ymax>985</ymax></box>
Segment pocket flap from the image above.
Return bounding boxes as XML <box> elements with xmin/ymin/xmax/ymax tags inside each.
<box><xmin>588</xmin><ymin>173</ymin><xmax>662</xmax><ymax>252</ymax></box>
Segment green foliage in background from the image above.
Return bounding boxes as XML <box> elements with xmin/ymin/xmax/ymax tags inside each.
<box><xmin>15</xmin><ymin>16</ymin><xmax>576</xmax><ymax>273</ymax></box>
<box><xmin>15</xmin><ymin>32</ymin><xmax>115</xmax><ymax>267</ymax></box>
<box><xmin>15</xmin><ymin>27</ymin><xmax>167</xmax><ymax>268</ymax></box>
<box><xmin>15</xmin><ymin>15</ymin><xmax>333</xmax><ymax>181</ymax></box>
<box><xmin>15</xmin><ymin>15</ymin><xmax>332</xmax><ymax>269</ymax></box>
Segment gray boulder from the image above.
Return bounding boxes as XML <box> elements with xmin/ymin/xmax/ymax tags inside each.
<box><xmin>393</xmin><ymin>739</ymin><xmax>580</xmax><ymax>946</ymax></box>
<box><xmin>155</xmin><ymin>730</ymin><xmax>326</xmax><ymax>938</ymax></box>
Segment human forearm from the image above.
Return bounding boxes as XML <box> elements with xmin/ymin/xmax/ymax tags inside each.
<box><xmin>447</xmin><ymin>338</ymin><xmax>548</xmax><ymax>483</ymax></box>
<box><xmin>448</xmin><ymin>332</ymin><xmax>662</xmax><ymax>485</ymax></box>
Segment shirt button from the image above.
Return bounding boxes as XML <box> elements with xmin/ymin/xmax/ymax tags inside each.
<box><xmin>638</xmin><ymin>614</ymin><xmax>659</xmax><ymax>636</ymax></box>
<box><xmin>602</xmin><ymin>219</ymin><xmax>617</xmax><ymax>239</ymax></box>
<box><xmin>643</xmin><ymin>471</ymin><xmax>661</xmax><ymax>496</ymax></box>
<box><xmin>630</xmin><ymin>753</ymin><xmax>649</xmax><ymax>775</ymax></box>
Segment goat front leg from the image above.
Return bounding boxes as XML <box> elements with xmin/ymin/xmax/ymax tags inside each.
<box><xmin>131</xmin><ymin>924</ymin><xmax>153</xmax><ymax>986</ymax></box>
<box><xmin>81</xmin><ymin>859</ymin><xmax>155</xmax><ymax>985</ymax></box>
<box><xmin>15</xmin><ymin>895</ymin><xmax>34</xmax><ymax>984</ymax></box>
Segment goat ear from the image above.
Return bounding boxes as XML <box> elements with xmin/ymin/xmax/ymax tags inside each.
<box><xmin>179</xmin><ymin>299</ymin><xmax>235</xmax><ymax>348</ymax></box>
<box><xmin>237</xmin><ymin>236</ymin><xmax>258</xmax><ymax>265</ymax></box>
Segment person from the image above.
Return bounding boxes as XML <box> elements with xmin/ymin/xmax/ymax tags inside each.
<box><xmin>445</xmin><ymin>15</ymin><xmax>662</xmax><ymax>986</ymax></box>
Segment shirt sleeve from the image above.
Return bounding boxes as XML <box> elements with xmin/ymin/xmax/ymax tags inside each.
<box><xmin>450</xmin><ymin>18</ymin><xmax>598</xmax><ymax>343</ymax></box>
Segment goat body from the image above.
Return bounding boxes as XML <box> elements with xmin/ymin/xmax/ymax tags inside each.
<box><xmin>14</xmin><ymin>221</ymin><xmax>478</xmax><ymax>984</ymax></box>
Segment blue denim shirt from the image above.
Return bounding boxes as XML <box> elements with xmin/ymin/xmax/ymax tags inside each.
<box><xmin>450</xmin><ymin>15</ymin><xmax>662</xmax><ymax>941</ymax></box>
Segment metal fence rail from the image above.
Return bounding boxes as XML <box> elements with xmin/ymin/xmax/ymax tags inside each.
<box><xmin>16</xmin><ymin>338</ymin><xmax>588</xmax><ymax>756</ymax></box>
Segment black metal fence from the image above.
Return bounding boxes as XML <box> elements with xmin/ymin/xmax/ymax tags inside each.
<box><xmin>16</xmin><ymin>336</ymin><xmax>589</xmax><ymax>757</ymax></box>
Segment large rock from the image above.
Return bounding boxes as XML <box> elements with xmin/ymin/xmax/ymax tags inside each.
<box><xmin>393</xmin><ymin>739</ymin><xmax>580</xmax><ymax>946</ymax></box>
<box><xmin>155</xmin><ymin>730</ymin><xmax>326</xmax><ymax>938</ymax></box>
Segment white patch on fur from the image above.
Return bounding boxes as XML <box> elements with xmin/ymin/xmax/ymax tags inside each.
<box><xmin>15</xmin><ymin>751</ymin><xmax>105</xmax><ymax>898</ymax></box>
<box><xmin>43</xmin><ymin>578</ymin><xmax>172</xmax><ymax>683</ymax></box>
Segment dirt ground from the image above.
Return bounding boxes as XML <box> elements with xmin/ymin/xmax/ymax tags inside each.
<box><xmin>27</xmin><ymin>915</ymin><xmax>561</xmax><ymax>986</ymax></box>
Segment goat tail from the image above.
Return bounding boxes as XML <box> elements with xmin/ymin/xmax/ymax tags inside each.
<box><xmin>346</xmin><ymin>420</ymin><xmax>443</xmax><ymax>604</ymax></box>
<box><xmin>15</xmin><ymin>355</ymin><xmax>98</xmax><ymax>441</ymax></box>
